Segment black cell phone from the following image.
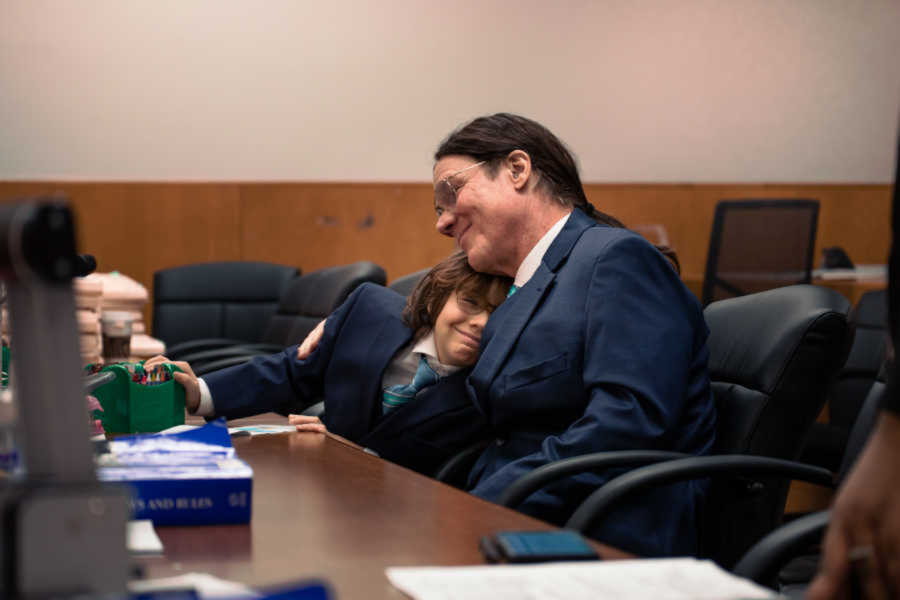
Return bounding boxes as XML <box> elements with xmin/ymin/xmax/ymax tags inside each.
<box><xmin>479</xmin><ymin>530</ymin><xmax>599</xmax><ymax>563</ymax></box>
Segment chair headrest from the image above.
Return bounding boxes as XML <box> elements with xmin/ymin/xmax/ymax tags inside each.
<box><xmin>278</xmin><ymin>261</ymin><xmax>387</xmax><ymax>317</ymax></box>
<box><xmin>704</xmin><ymin>284</ymin><xmax>851</xmax><ymax>395</ymax></box>
<box><xmin>154</xmin><ymin>261</ymin><xmax>300</xmax><ymax>302</ymax></box>
<box><xmin>388</xmin><ymin>268</ymin><xmax>430</xmax><ymax>297</ymax></box>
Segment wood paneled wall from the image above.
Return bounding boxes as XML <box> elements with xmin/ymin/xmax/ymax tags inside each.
<box><xmin>587</xmin><ymin>183</ymin><xmax>893</xmax><ymax>282</ymax></box>
<box><xmin>0</xmin><ymin>181</ymin><xmax>892</xmax><ymax>333</ymax></box>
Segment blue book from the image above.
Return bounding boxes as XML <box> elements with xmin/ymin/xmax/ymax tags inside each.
<box><xmin>97</xmin><ymin>419</ymin><xmax>252</xmax><ymax>526</ymax></box>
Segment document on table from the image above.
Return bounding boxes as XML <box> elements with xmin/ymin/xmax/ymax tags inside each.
<box><xmin>129</xmin><ymin>572</ymin><xmax>260</xmax><ymax>598</ymax></box>
<box><xmin>386</xmin><ymin>558</ymin><xmax>776</xmax><ymax>600</ymax></box>
<box><xmin>228</xmin><ymin>424</ymin><xmax>297</xmax><ymax>436</ymax></box>
<box><xmin>161</xmin><ymin>423</ymin><xmax>298</xmax><ymax>437</ymax></box>
<box><xmin>129</xmin><ymin>573</ymin><xmax>330</xmax><ymax>599</ymax></box>
<box><xmin>127</xmin><ymin>519</ymin><xmax>163</xmax><ymax>554</ymax></box>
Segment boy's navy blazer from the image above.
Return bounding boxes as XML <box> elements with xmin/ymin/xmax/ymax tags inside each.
<box><xmin>465</xmin><ymin>209</ymin><xmax>717</xmax><ymax>558</ymax></box>
<box><xmin>204</xmin><ymin>284</ymin><xmax>488</xmax><ymax>476</ymax></box>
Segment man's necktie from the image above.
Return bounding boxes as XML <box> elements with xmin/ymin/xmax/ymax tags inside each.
<box><xmin>382</xmin><ymin>354</ymin><xmax>439</xmax><ymax>413</ymax></box>
<box><xmin>507</xmin><ymin>284</ymin><xmax>519</xmax><ymax>297</ymax></box>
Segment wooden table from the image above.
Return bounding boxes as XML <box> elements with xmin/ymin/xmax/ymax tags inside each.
<box><xmin>135</xmin><ymin>416</ymin><xmax>628</xmax><ymax>599</ymax></box>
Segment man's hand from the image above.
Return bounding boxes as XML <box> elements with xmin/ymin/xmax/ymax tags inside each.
<box><xmin>297</xmin><ymin>319</ymin><xmax>326</xmax><ymax>361</ymax></box>
<box><xmin>808</xmin><ymin>412</ymin><xmax>900</xmax><ymax>600</ymax></box>
<box><xmin>143</xmin><ymin>354</ymin><xmax>201</xmax><ymax>414</ymax></box>
<box><xmin>288</xmin><ymin>414</ymin><xmax>327</xmax><ymax>433</ymax></box>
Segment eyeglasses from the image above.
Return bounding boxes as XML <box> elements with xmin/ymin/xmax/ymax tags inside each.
<box><xmin>453</xmin><ymin>289</ymin><xmax>498</xmax><ymax>316</ymax></box>
<box><xmin>434</xmin><ymin>161</ymin><xmax>485</xmax><ymax>217</ymax></box>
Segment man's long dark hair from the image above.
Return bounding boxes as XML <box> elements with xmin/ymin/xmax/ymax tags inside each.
<box><xmin>435</xmin><ymin>113</ymin><xmax>680</xmax><ymax>273</ymax></box>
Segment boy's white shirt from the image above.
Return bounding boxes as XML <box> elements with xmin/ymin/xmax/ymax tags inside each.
<box><xmin>512</xmin><ymin>212</ymin><xmax>571</xmax><ymax>288</ymax></box>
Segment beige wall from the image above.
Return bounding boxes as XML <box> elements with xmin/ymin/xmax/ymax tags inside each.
<box><xmin>2</xmin><ymin>0</ymin><xmax>899</xmax><ymax>183</ymax></box>
<box><xmin>2</xmin><ymin>1</ymin><xmax>897</xmax><ymax>326</ymax></box>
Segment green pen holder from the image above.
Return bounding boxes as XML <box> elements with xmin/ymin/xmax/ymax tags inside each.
<box><xmin>87</xmin><ymin>362</ymin><xmax>185</xmax><ymax>435</ymax></box>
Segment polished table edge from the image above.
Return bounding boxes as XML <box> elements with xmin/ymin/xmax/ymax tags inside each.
<box><xmin>135</xmin><ymin>413</ymin><xmax>631</xmax><ymax>596</ymax></box>
<box><xmin>222</xmin><ymin>414</ymin><xmax>629</xmax><ymax>558</ymax></box>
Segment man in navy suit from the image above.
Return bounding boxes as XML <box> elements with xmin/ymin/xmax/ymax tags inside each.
<box><xmin>147</xmin><ymin>251</ymin><xmax>511</xmax><ymax>477</ymax></box>
<box><xmin>429</xmin><ymin>114</ymin><xmax>717</xmax><ymax>557</ymax></box>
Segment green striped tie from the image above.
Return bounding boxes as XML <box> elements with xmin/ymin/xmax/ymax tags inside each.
<box><xmin>507</xmin><ymin>284</ymin><xmax>518</xmax><ymax>297</ymax></box>
<box><xmin>382</xmin><ymin>355</ymin><xmax>439</xmax><ymax>413</ymax></box>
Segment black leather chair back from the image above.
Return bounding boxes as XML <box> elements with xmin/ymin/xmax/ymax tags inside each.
<box><xmin>800</xmin><ymin>289</ymin><xmax>887</xmax><ymax>470</ymax></box>
<box><xmin>732</xmin><ymin>380</ymin><xmax>887</xmax><ymax>588</ymax></box>
<box><xmin>702</xmin><ymin>284</ymin><xmax>852</xmax><ymax>566</ymax></box>
<box><xmin>702</xmin><ymin>199</ymin><xmax>819</xmax><ymax>306</ymax></box>
<box><xmin>831</xmin><ymin>290</ymin><xmax>888</xmax><ymax>428</ymax></box>
<box><xmin>152</xmin><ymin>261</ymin><xmax>300</xmax><ymax>347</ymax></box>
<box><xmin>837</xmin><ymin>379</ymin><xmax>886</xmax><ymax>482</ymax></box>
<box><xmin>388</xmin><ymin>268</ymin><xmax>430</xmax><ymax>297</ymax></box>
<box><xmin>261</xmin><ymin>261</ymin><xmax>387</xmax><ymax>347</ymax></box>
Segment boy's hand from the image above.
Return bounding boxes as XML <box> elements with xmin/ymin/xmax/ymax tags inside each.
<box><xmin>297</xmin><ymin>319</ymin><xmax>326</xmax><ymax>360</ymax></box>
<box><xmin>143</xmin><ymin>354</ymin><xmax>201</xmax><ymax>414</ymax></box>
<box><xmin>288</xmin><ymin>414</ymin><xmax>327</xmax><ymax>433</ymax></box>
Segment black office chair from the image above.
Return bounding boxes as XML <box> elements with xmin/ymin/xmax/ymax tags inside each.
<box><xmin>185</xmin><ymin>261</ymin><xmax>387</xmax><ymax>376</ymax></box>
<box><xmin>388</xmin><ymin>268</ymin><xmax>430</xmax><ymax>297</ymax></box>
<box><xmin>701</xmin><ymin>199</ymin><xmax>819</xmax><ymax>306</ymax></box>
<box><xmin>800</xmin><ymin>289</ymin><xmax>888</xmax><ymax>471</ymax></box>
<box><xmin>732</xmin><ymin>379</ymin><xmax>887</xmax><ymax>590</ymax></box>
<box><xmin>153</xmin><ymin>261</ymin><xmax>301</xmax><ymax>355</ymax></box>
<box><xmin>494</xmin><ymin>284</ymin><xmax>852</xmax><ymax>567</ymax></box>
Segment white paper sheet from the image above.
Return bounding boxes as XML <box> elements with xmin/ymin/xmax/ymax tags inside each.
<box><xmin>386</xmin><ymin>558</ymin><xmax>775</xmax><ymax>600</ymax></box>
<box><xmin>228</xmin><ymin>425</ymin><xmax>297</xmax><ymax>436</ymax></box>
<box><xmin>129</xmin><ymin>572</ymin><xmax>260</xmax><ymax>598</ymax></box>
<box><xmin>127</xmin><ymin>519</ymin><xmax>163</xmax><ymax>554</ymax></box>
<box><xmin>160</xmin><ymin>424</ymin><xmax>202</xmax><ymax>434</ymax></box>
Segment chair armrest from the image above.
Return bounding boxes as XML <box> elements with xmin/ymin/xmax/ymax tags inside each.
<box><xmin>177</xmin><ymin>344</ymin><xmax>283</xmax><ymax>366</ymax></box>
<box><xmin>193</xmin><ymin>354</ymin><xmax>266</xmax><ymax>376</ymax></box>
<box><xmin>433</xmin><ymin>440</ymin><xmax>492</xmax><ymax>487</ymax></box>
<box><xmin>498</xmin><ymin>450</ymin><xmax>690</xmax><ymax>508</ymax></box>
<box><xmin>566</xmin><ymin>455</ymin><xmax>836</xmax><ymax>533</ymax></box>
<box><xmin>165</xmin><ymin>338</ymin><xmax>247</xmax><ymax>359</ymax></box>
<box><xmin>732</xmin><ymin>510</ymin><xmax>830</xmax><ymax>587</ymax></box>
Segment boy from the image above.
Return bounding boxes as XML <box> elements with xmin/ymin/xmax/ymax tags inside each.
<box><xmin>145</xmin><ymin>251</ymin><xmax>511</xmax><ymax>475</ymax></box>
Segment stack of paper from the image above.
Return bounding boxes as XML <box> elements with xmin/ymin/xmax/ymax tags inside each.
<box><xmin>127</xmin><ymin>519</ymin><xmax>164</xmax><ymax>554</ymax></box>
<box><xmin>386</xmin><ymin>558</ymin><xmax>775</xmax><ymax>600</ymax></box>
<box><xmin>97</xmin><ymin>419</ymin><xmax>253</xmax><ymax>526</ymax></box>
<box><xmin>73</xmin><ymin>276</ymin><xmax>104</xmax><ymax>364</ymax></box>
<box><xmin>83</xmin><ymin>271</ymin><xmax>167</xmax><ymax>360</ymax></box>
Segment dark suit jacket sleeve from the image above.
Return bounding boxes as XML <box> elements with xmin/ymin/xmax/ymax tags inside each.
<box><xmin>470</xmin><ymin>234</ymin><xmax>715</xmax><ymax>513</ymax></box>
<box><xmin>203</xmin><ymin>285</ymin><xmax>367</xmax><ymax>420</ymax></box>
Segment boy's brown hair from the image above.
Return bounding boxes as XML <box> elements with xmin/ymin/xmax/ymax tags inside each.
<box><xmin>403</xmin><ymin>250</ymin><xmax>512</xmax><ymax>339</ymax></box>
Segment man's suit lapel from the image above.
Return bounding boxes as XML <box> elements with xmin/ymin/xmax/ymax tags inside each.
<box><xmin>467</xmin><ymin>209</ymin><xmax>598</xmax><ymax>419</ymax></box>
<box><xmin>467</xmin><ymin>266</ymin><xmax>554</xmax><ymax>418</ymax></box>
<box><xmin>541</xmin><ymin>208</ymin><xmax>597</xmax><ymax>271</ymax></box>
